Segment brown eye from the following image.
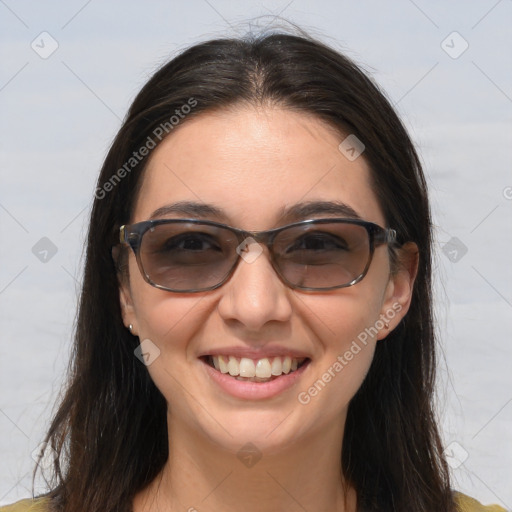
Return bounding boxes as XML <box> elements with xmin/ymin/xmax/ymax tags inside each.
<box><xmin>159</xmin><ymin>233</ymin><xmax>221</xmax><ymax>253</ymax></box>
<box><xmin>286</xmin><ymin>232</ymin><xmax>348</xmax><ymax>253</ymax></box>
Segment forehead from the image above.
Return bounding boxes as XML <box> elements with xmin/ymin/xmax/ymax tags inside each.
<box><xmin>133</xmin><ymin>106</ymin><xmax>385</xmax><ymax>228</ymax></box>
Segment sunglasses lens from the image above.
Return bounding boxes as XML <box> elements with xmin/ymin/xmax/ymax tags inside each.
<box><xmin>273</xmin><ymin>222</ymin><xmax>371</xmax><ymax>289</ymax></box>
<box><xmin>139</xmin><ymin>223</ymin><xmax>237</xmax><ymax>291</ymax></box>
<box><xmin>135</xmin><ymin>221</ymin><xmax>373</xmax><ymax>291</ymax></box>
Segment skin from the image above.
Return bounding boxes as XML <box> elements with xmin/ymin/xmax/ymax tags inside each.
<box><xmin>121</xmin><ymin>105</ymin><xmax>418</xmax><ymax>512</ymax></box>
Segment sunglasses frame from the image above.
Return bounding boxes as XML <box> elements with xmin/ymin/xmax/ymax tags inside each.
<box><xmin>117</xmin><ymin>218</ymin><xmax>397</xmax><ymax>293</ymax></box>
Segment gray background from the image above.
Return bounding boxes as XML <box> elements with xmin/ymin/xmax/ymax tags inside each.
<box><xmin>1</xmin><ymin>0</ymin><xmax>511</xmax><ymax>507</ymax></box>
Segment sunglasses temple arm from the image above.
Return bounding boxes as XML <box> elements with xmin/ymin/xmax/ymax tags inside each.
<box><xmin>374</xmin><ymin>228</ymin><xmax>397</xmax><ymax>246</ymax></box>
<box><xmin>386</xmin><ymin>229</ymin><xmax>397</xmax><ymax>244</ymax></box>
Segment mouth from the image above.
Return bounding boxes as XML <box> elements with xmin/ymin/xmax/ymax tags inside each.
<box><xmin>201</xmin><ymin>355</ymin><xmax>310</xmax><ymax>382</ymax></box>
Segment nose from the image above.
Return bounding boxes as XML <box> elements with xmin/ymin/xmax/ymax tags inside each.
<box><xmin>216</xmin><ymin>242</ymin><xmax>293</xmax><ymax>331</ymax></box>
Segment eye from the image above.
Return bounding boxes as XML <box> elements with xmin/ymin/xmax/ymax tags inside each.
<box><xmin>158</xmin><ymin>232</ymin><xmax>222</xmax><ymax>253</ymax></box>
<box><xmin>287</xmin><ymin>232</ymin><xmax>349</xmax><ymax>252</ymax></box>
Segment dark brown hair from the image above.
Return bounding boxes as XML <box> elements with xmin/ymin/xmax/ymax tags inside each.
<box><xmin>35</xmin><ymin>30</ymin><xmax>455</xmax><ymax>512</ymax></box>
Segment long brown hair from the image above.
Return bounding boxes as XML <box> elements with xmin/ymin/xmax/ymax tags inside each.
<box><xmin>35</xmin><ymin>29</ymin><xmax>455</xmax><ymax>512</ymax></box>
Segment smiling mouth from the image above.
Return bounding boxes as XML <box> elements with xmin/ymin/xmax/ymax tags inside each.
<box><xmin>201</xmin><ymin>355</ymin><xmax>310</xmax><ymax>383</ymax></box>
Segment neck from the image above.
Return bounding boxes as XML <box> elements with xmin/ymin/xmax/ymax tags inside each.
<box><xmin>133</xmin><ymin>412</ymin><xmax>356</xmax><ymax>512</ymax></box>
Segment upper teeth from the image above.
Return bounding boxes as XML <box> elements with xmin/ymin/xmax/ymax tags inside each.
<box><xmin>211</xmin><ymin>355</ymin><xmax>304</xmax><ymax>378</ymax></box>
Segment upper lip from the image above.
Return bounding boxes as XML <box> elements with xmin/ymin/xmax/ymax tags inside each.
<box><xmin>198</xmin><ymin>346</ymin><xmax>311</xmax><ymax>360</ymax></box>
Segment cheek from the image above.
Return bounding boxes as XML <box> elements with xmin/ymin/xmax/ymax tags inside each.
<box><xmin>300</xmin><ymin>249</ymin><xmax>392</xmax><ymax>343</ymax></box>
<box><xmin>301</xmin><ymin>288</ymin><xmax>385</xmax><ymax>350</ymax></box>
<box><xmin>131</xmin><ymin>290</ymin><xmax>211</xmax><ymax>417</ymax></box>
<box><xmin>127</xmin><ymin>255</ymin><xmax>208</xmax><ymax>361</ymax></box>
<box><xmin>293</xmin><ymin>292</ymin><xmax>384</xmax><ymax>416</ymax></box>
<box><xmin>133</xmin><ymin>290</ymin><xmax>206</xmax><ymax>353</ymax></box>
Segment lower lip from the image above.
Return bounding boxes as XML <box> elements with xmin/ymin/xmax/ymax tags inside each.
<box><xmin>200</xmin><ymin>358</ymin><xmax>311</xmax><ymax>400</ymax></box>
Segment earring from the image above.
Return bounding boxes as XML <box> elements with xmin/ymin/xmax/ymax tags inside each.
<box><xmin>128</xmin><ymin>324</ymin><xmax>133</xmax><ymax>333</ymax></box>
<box><xmin>384</xmin><ymin>322</ymin><xmax>390</xmax><ymax>329</ymax></box>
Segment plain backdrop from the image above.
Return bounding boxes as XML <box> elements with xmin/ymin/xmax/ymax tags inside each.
<box><xmin>1</xmin><ymin>0</ymin><xmax>511</xmax><ymax>508</ymax></box>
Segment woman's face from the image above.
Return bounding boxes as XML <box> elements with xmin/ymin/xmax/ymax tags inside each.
<box><xmin>120</xmin><ymin>106</ymin><xmax>414</xmax><ymax>455</ymax></box>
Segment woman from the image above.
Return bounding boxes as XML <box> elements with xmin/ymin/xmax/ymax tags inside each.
<box><xmin>1</xmin><ymin>30</ymin><xmax>505</xmax><ymax>512</ymax></box>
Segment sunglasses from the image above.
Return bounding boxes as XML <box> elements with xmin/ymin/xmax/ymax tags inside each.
<box><xmin>117</xmin><ymin>218</ymin><xmax>397</xmax><ymax>293</ymax></box>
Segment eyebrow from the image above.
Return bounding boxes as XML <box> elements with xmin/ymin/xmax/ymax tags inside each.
<box><xmin>148</xmin><ymin>200</ymin><xmax>361</xmax><ymax>224</ymax></box>
<box><xmin>149</xmin><ymin>201</ymin><xmax>228</xmax><ymax>221</ymax></box>
<box><xmin>279</xmin><ymin>201</ymin><xmax>361</xmax><ymax>223</ymax></box>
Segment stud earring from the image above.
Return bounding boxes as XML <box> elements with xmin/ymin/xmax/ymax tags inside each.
<box><xmin>129</xmin><ymin>324</ymin><xmax>133</xmax><ymax>333</ymax></box>
<box><xmin>384</xmin><ymin>322</ymin><xmax>390</xmax><ymax>329</ymax></box>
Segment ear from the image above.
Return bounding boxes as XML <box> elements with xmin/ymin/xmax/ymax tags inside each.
<box><xmin>113</xmin><ymin>244</ymin><xmax>139</xmax><ymax>336</ymax></box>
<box><xmin>119</xmin><ymin>281</ymin><xmax>138</xmax><ymax>336</ymax></box>
<box><xmin>377</xmin><ymin>242</ymin><xmax>419</xmax><ymax>340</ymax></box>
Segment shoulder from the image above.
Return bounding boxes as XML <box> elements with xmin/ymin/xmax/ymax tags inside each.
<box><xmin>455</xmin><ymin>492</ymin><xmax>508</xmax><ymax>512</ymax></box>
<box><xmin>0</xmin><ymin>498</ymin><xmax>51</xmax><ymax>512</ymax></box>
